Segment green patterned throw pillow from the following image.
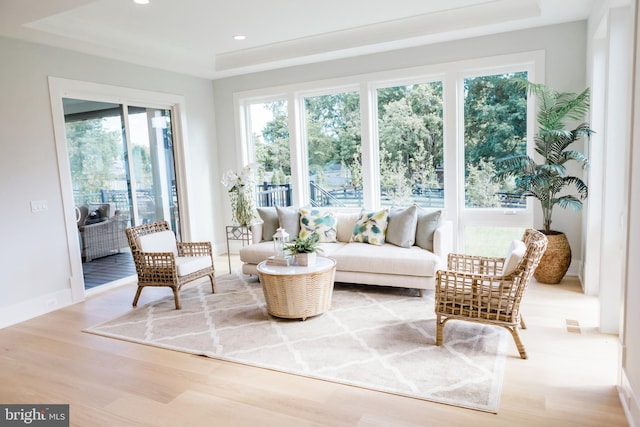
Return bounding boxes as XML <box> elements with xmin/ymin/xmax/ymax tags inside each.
<box><xmin>299</xmin><ymin>208</ymin><xmax>337</xmax><ymax>243</ymax></box>
<box><xmin>350</xmin><ymin>208</ymin><xmax>389</xmax><ymax>245</ymax></box>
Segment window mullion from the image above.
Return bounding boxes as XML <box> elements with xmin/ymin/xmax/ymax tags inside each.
<box><xmin>289</xmin><ymin>93</ymin><xmax>307</xmax><ymax>206</ymax></box>
<box><xmin>360</xmin><ymin>83</ymin><xmax>378</xmax><ymax>210</ymax></box>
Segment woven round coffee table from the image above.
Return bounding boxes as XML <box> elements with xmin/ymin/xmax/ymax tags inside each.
<box><xmin>257</xmin><ymin>256</ymin><xmax>336</xmax><ymax>321</ymax></box>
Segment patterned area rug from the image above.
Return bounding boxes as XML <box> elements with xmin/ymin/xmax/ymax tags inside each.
<box><xmin>85</xmin><ymin>274</ymin><xmax>508</xmax><ymax>412</ymax></box>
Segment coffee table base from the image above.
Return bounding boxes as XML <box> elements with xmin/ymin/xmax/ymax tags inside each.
<box><xmin>257</xmin><ymin>259</ymin><xmax>336</xmax><ymax>321</ymax></box>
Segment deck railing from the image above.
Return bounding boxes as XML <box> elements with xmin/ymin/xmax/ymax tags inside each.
<box><xmin>256</xmin><ymin>183</ymin><xmax>292</xmax><ymax>207</ymax></box>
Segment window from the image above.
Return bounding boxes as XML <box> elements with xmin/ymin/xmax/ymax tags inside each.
<box><xmin>376</xmin><ymin>81</ymin><xmax>443</xmax><ymax>208</ymax></box>
<box><xmin>236</xmin><ymin>53</ymin><xmax>539</xmax><ymax>253</ymax></box>
<box><xmin>463</xmin><ymin>72</ymin><xmax>528</xmax><ymax>209</ymax></box>
<box><xmin>251</xmin><ymin>100</ymin><xmax>290</xmax><ymax>183</ymax></box>
<box><xmin>245</xmin><ymin>99</ymin><xmax>292</xmax><ymax>206</ymax></box>
<box><xmin>460</xmin><ymin>71</ymin><xmax>531</xmax><ymax>255</ymax></box>
<box><xmin>303</xmin><ymin>91</ymin><xmax>362</xmax><ymax>207</ymax></box>
<box><xmin>65</xmin><ymin>102</ymin><xmax>180</xmax><ymax>232</ymax></box>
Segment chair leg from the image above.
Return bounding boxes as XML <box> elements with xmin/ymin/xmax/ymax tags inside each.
<box><xmin>209</xmin><ymin>274</ymin><xmax>216</xmax><ymax>293</ymax></box>
<box><xmin>436</xmin><ymin>315</ymin><xmax>445</xmax><ymax>346</ymax></box>
<box><xmin>132</xmin><ymin>286</ymin><xmax>143</xmax><ymax>307</ymax></box>
<box><xmin>508</xmin><ymin>326</ymin><xmax>528</xmax><ymax>359</ymax></box>
<box><xmin>172</xmin><ymin>287</ymin><xmax>181</xmax><ymax>310</ymax></box>
<box><xmin>520</xmin><ymin>314</ymin><xmax>527</xmax><ymax>329</ymax></box>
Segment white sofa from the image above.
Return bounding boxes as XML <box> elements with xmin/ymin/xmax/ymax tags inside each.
<box><xmin>239</xmin><ymin>206</ymin><xmax>453</xmax><ymax>294</ymax></box>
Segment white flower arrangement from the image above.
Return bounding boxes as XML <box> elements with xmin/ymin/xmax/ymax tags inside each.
<box><xmin>221</xmin><ymin>163</ymin><xmax>259</xmax><ymax>226</ymax></box>
<box><xmin>221</xmin><ymin>163</ymin><xmax>259</xmax><ymax>192</ymax></box>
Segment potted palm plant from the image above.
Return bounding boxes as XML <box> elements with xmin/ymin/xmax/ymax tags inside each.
<box><xmin>284</xmin><ymin>234</ymin><xmax>323</xmax><ymax>266</ymax></box>
<box><xmin>496</xmin><ymin>81</ymin><xmax>593</xmax><ymax>283</ymax></box>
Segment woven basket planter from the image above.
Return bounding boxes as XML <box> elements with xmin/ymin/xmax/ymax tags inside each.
<box><xmin>533</xmin><ymin>231</ymin><xmax>571</xmax><ymax>284</ymax></box>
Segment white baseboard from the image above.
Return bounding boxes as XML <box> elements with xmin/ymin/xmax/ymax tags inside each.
<box><xmin>566</xmin><ymin>258</ymin><xmax>582</xmax><ymax>277</ymax></box>
<box><xmin>621</xmin><ymin>370</ymin><xmax>639</xmax><ymax>427</ymax></box>
<box><xmin>0</xmin><ymin>288</ymin><xmax>74</xmax><ymax>329</ymax></box>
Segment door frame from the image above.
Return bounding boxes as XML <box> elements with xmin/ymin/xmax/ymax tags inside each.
<box><xmin>48</xmin><ymin>77</ymin><xmax>190</xmax><ymax>302</ymax></box>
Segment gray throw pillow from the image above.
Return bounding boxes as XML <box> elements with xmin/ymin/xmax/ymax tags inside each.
<box><xmin>276</xmin><ymin>206</ymin><xmax>300</xmax><ymax>238</ymax></box>
<box><xmin>257</xmin><ymin>207</ymin><xmax>279</xmax><ymax>242</ymax></box>
<box><xmin>415</xmin><ymin>209</ymin><xmax>442</xmax><ymax>251</ymax></box>
<box><xmin>386</xmin><ymin>205</ymin><xmax>418</xmax><ymax>248</ymax></box>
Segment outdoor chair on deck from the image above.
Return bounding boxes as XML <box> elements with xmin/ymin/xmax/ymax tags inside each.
<box><xmin>434</xmin><ymin>229</ymin><xmax>548</xmax><ymax>359</ymax></box>
<box><xmin>77</xmin><ymin>203</ymin><xmax>129</xmax><ymax>262</ymax></box>
<box><xmin>125</xmin><ymin>221</ymin><xmax>215</xmax><ymax>309</ymax></box>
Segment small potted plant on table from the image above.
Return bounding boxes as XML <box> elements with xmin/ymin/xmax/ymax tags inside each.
<box><xmin>285</xmin><ymin>234</ymin><xmax>323</xmax><ymax>266</ymax></box>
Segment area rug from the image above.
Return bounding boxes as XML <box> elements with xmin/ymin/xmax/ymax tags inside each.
<box><xmin>85</xmin><ymin>273</ymin><xmax>508</xmax><ymax>412</ymax></box>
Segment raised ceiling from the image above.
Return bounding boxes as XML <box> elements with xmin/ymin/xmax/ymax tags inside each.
<box><xmin>0</xmin><ymin>0</ymin><xmax>595</xmax><ymax>79</ymax></box>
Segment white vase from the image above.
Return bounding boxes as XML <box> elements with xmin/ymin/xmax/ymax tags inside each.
<box><xmin>296</xmin><ymin>252</ymin><xmax>316</xmax><ymax>266</ymax></box>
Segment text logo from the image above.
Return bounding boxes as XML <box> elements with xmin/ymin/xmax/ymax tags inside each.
<box><xmin>0</xmin><ymin>405</ymin><xmax>69</xmax><ymax>426</ymax></box>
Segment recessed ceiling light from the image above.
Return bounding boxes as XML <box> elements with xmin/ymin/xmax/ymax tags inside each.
<box><xmin>133</xmin><ymin>0</ymin><xmax>150</xmax><ymax>4</ymax></box>
<box><xmin>233</xmin><ymin>35</ymin><xmax>247</xmax><ymax>41</ymax></box>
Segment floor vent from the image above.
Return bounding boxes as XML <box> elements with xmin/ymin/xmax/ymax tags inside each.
<box><xmin>566</xmin><ymin>319</ymin><xmax>581</xmax><ymax>334</ymax></box>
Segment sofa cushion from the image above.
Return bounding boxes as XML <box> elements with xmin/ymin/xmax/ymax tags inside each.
<box><xmin>386</xmin><ymin>205</ymin><xmax>418</xmax><ymax>248</ymax></box>
<box><xmin>501</xmin><ymin>239</ymin><xmax>527</xmax><ymax>276</ymax></box>
<box><xmin>351</xmin><ymin>208</ymin><xmax>389</xmax><ymax>246</ymax></box>
<box><xmin>299</xmin><ymin>208</ymin><xmax>337</xmax><ymax>242</ymax></box>
<box><xmin>257</xmin><ymin>207</ymin><xmax>279</xmax><ymax>242</ymax></box>
<box><xmin>239</xmin><ymin>241</ymin><xmax>345</xmax><ymax>265</ymax></box>
<box><xmin>136</xmin><ymin>230</ymin><xmax>178</xmax><ymax>255</ymax></box>
<box><xmin>336</xmin><ymin>212</ymin><xmax>360</xmax><ymax>243</ymax></box>
<box><xmin>415</xmin><ymin>209</ymin><xmax>442</xmax><ymax>251</ymax></box>
<box><xmin>276</xmin><ymin>206</ymin><xmax>300</xmax><ymax>238</ymax></box>
<box><xmin>175</xmin><ymin>256</ymin><xmax>212</xmax><ymax>276</ymax></box>
<box><xmin>332</xmin><ymin>243</ymin><xmax>440</xmax><ymax>277</ymax></box>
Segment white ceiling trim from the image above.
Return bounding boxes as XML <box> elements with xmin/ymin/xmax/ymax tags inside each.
<box><xmin>216</xmin><ymin>0</ymin><xmax>540</xmax><ymax>71</ymax></box>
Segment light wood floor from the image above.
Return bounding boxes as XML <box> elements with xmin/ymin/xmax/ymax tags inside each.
<box><xmin>0</xmin><ymin>255</ymin><xmax>628</xmax><ymax>427</ymax></box>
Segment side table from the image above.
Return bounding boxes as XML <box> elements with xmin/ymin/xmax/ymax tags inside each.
<box><xmin>225</xmin><ymin>225</ymin><xmax>252</xmax><ymax>274</ymax></box>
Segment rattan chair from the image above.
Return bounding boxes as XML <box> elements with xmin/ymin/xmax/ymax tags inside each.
<box><xmin>434</xmin><ymin>229</ymin><xmax>548</xmax><ymax>359</ymax></box>
<box><xmin>77</xmin><ymin>204</ymin><xmax>129</xmax><ymax>262</ymax></box>
<box><xmin>125</xmin><ymin>221</ymin><xmax>215</xmax><ymax>309</ymax></box>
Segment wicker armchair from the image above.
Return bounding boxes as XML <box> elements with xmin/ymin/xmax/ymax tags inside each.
<box><xmin>125</xmin><ymin>221</ymin><xmax>215</xmax><ymax>310</ymax></box>
<box><xmin>434</xmin><ymin>229</ymin><xmax>548</xmax><ymax>359</ymax></box>
<box><xmin>77</xmin><ymin>203</ymin><xmax>129</xmax><ymax>262</ymax></box>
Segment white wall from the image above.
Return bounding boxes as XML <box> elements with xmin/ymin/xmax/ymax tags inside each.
<box><xmin>213</xmin><ymin>21</ymin><xmax>588</xmax><ymax>263</ymax></box>
<box><xmin>585</xmin><ymin>1</ymin><xmax>634</xmax><ymax>335</ymax></box>
<box><xmin>621</xmin><ymin>0</ymin><xmax>640</xmax><ymax>423</ymax></box>
<box><xmin>0</xmin><ymin>36</ymin><xmax>220</xmax><ymax>327</ymax></box>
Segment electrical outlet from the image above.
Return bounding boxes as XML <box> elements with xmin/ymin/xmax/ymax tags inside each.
<box><xmin>30</xmin><ymin>200</ymin><xmax>48</xmax><ymax>213</ymax></box>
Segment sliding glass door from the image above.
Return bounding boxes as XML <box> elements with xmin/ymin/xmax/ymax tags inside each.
<box><xmin>63</xmin><ymin>98</ymin><xmax>181</xmax><ymax>289</ymax></box>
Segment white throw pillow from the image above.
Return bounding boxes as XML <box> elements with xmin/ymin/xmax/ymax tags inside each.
<box><xmin>501</xmin><ymin>239</ymin><xmax>527</xmax><ymax>276</ymax></box>
<box><xmin>136</xmin><ymin>230</ymin><xmax>178</xmax><ymax>255</ymax></box>
<box><xmin>336</xmin><ymin>212</ymin><xmax>360</xmax><ymax>243</ymax></box>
